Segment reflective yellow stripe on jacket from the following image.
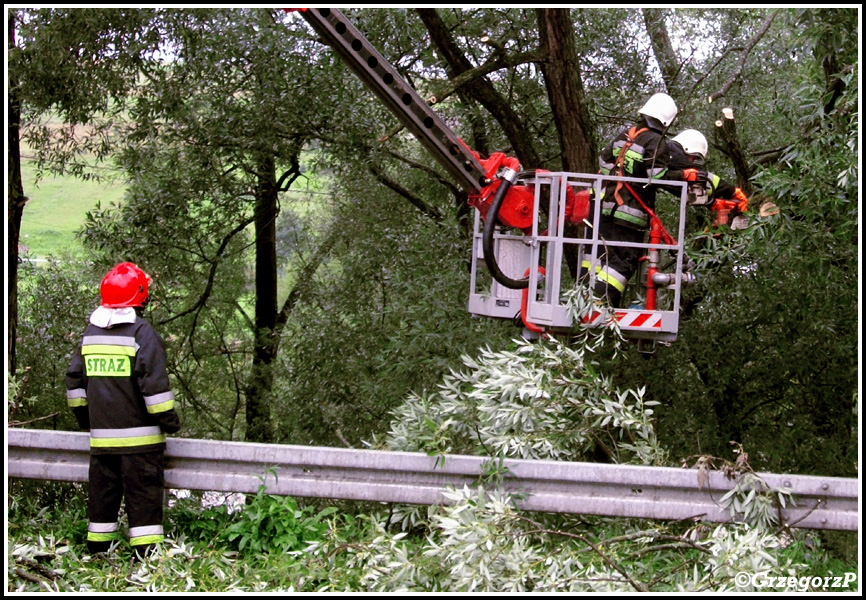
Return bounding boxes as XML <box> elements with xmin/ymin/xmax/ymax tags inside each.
<box><xmin>144</xmin><ymin>391</ymin><xmax>175</xmax><ymax>415</ymax></box>
<box><xmin>600</xmin><ymin>201</ymin><xmax>650</xmax><ymax>229</ymax></box>
<box><xmin>90</xmin><ymin>426</ymin><xmax>165</xmax><ymax>449</ymax></box>
<box><xmin>66</xmin><ymin>388</ymin><xmax>87</xmax><ymax>408</ymax></box>
<box><xmin>81</xmin><ymin>335</ymin><xmax>137</xmax><ymax>379</ymax></box>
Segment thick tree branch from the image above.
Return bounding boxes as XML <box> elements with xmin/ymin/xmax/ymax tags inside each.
<box><xmin>276</xmin><ymin>154</ymin><xmax>302</xmax><ymax>192</ymax></box>
<box><xmin>158</xmin><ymin>213</ymin><xmax>256</xmax><ymax>327</ymax></box>
<box><xmin>275</xmin><ymin>222</ymin><xmax>341</xmax><ymax>335</ymax></box>
<box><xmin>8</xmin><ymin>11</ymin><xmax>26</xmax><ymax>377</ymax></box>
<box><xmin>752</xmin><ymin>145</ymin><xmax>789</xmax><ymax>166</ymax></box>
<box><xmin>232</xmin><ymin>298</ymin><xmax>254</xmax><ymax>331</ymax></box>
<box><xmin>13</xmin><ymin>557</ymin><xmax>57</xmax><ymax>588</ymax></box>
<box><xmin>820</xmin><ymin>59</ymin><xmax>853</xmax><ymax>116</ymax></box>
<box><xmin>642</xmin><ymin>8</ymin><xmax>683</xmax><ymax>96</ymax></box>
<box><xmin>383</xmin><ymin>146</ymin><xmax>469</xmax><ymax>223</ymax></box>
<box><xmin>708</xmin><ymin>10</ymin><xmax>780</xmax><ymax>103</ymax></box>
<box><xmin>681</xmin><ymin>45</ymin><xmax>744</xmax><ymax>111</ymax></box>
<box><xmin>317</xmin><ymin>131</ymin><xmax>460</xmax><ymax>220</ymax></box>
<box><xmin>382</xmin><ymin>147</ymin><xmax>461</xmax><ymax>198</ymax></box>
<box><xmin>216</xmin><ymin>331</ymin><xmax>246</xmax><ymax>441</ymax></box>
<box><xmin>8</xmin><ymin>412</ymin><xmax>60</xmax><ymax>428</ymax></box>
<box><xmin>369</xmin><ymin>163</ymin><xmax>444</xmax><ymax>222</ymax></box>
<box><xmin>536</xmin><ymin>8</ymin><xmax>596</xmax><ymax>172</ymax></box>
<box><xmin>416</xmin><ymin>8</ymin><xmax>541</xmax><ymax>169</ymax></box>
<box><xmin>426</xmin><ymin>48</ymin><xmax>547</xmax><ymax>106</ymax></box>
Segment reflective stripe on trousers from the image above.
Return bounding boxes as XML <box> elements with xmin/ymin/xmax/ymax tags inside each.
<box><xmin>88</xmin><ymin>453</ymin><xmax>167</xmax><ymax>550</ymax></box>
<box><xmin>87</xmin><ymin>521</ymin><xmax>120</xmax><ymax>542</ymax></box>
<box><xmin>129</xmin><ymin>524</ymin><xmax>165</xmax><ymax>546</ymax></box>
<box><xmin>581</xmin><ymin>260</ymin><xmax>629</xmax><ymax>293</ymax></box>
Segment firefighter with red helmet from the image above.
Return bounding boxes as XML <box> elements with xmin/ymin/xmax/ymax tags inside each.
<box><xmin>668</xmin><ymin>129</ymin><xmax>750</xmax><ymax>229</ymax></box>
<box><xmin>589</xmin><ymin>93</ymin><xmax>705</xmax><ymax>306</ymax></box>
<box><xmin>66</xmin><ymin>262</ymin><xmax>180</xmax><ymax>558</ymax></box>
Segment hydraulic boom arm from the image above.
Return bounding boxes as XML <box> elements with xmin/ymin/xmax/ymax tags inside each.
<box><xmin>287</xmin><ymin>7</ymin><xmax>539</xmax><ymax>289</ymax></box>
<box><xmin>286</xmin><ymin>8</ymin><xmax>692</xmax><ymax>349</ymax></box>
<box><xmin>287</xmin><ymin>8</ymin><xmax>489</xmax><ymax>194</ymax></box>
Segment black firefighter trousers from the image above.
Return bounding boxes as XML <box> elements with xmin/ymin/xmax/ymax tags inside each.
<box><xmin>580</xmin><ymin>220</ymin><xmax>646</xmax><ymax>308</ymax></box>
<box><xmin>86</xmin><ymin>451</ymin><xmax>166</xmax><ymax>555</ymax></box>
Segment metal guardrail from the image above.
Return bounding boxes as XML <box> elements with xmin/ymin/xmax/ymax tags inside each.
<box><xmin>6</xmin><ymin>428</ymin><xmax>858</xmax><ymax>531</ymax></box>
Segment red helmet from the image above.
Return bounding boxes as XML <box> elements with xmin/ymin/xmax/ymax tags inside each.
<box><xmin>100</xmin><ymin>262</ymin><xmax>151</xmax><ymax>308</ymax></box>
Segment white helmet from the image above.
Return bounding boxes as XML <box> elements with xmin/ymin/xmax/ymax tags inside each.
<box><xmin>639</xmin><ymin>93</ymin><xmax>678</xmax><ymax>128</ymax></box>
<box><xmin>671</xmin><ymin>129</ymin><xmax>708</xmax><ymax>158</ymax></box>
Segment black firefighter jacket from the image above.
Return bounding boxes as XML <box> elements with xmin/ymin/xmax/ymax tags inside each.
<box><xmin>66</xmin><ymin>311</ymin><xmax>180</xmax><ymax>454</ymax></box>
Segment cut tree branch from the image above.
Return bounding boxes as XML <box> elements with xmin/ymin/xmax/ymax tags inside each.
<box><xmin>714</xmin><ymin>107</ymin><xmax>753</xmax><ymax>194</ymax></box>
<box><xmin>515</xmin><ymin>515</ymin><xmax>649</xmax><ymax>592</ymax></box>
<box><xmin>8</xmin><ymin>412</ymin><xmax>60</xmax><ymax>428</ymax></box>
<box><xmin>681</xmin><ymin>45</ymin><xmax>744</xmax><ymax>111</ymax></box>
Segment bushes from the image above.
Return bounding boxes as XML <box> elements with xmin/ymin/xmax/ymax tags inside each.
<box><xmin>8</xmin><ymin>480</ymin><xmax>858</xmax><ymax>593</ymax></box>
<box><xmin>14</xmin><ymin>254</ymin><xmax>101</xmax><ymax>431</ymax></box>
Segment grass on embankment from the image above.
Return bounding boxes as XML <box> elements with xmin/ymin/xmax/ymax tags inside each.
<box><xmin>17</xmin><ymin>161</ymin><xmax>126</xmax><ymax>259</ymax></box>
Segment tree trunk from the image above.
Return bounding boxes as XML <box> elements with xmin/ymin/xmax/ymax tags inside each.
<box><xmin>536</xmin><ymin>8</ymin><xmax>596</xmax><ymax>173</ymax></box>
<box><xmin>642</xmin><ymin>8</ymin><xmax>681</xmax><ymax>97</ymax></box>
<box><xmin>8</xmin><ymin>14</ymin><xmax>26</xmax><ymax>377</ymax></box>
<box><xmin>245</xmin><ymin>153</ymin><xmax>279</xmax><ymax>443</ymax></box>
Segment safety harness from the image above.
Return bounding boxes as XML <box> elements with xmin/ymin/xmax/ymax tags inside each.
<box><xmin>612</xmin><ymin>125</ymin><xmax>648</xmax><ymax>207</ymax></box>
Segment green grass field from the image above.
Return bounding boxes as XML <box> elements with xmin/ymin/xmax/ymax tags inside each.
<box><xmin>17</xmin><ymin>157</ymin><xmax>327</xmax><ymax>260</ymax></box>
<box><xmin>18</xmin><ymin>161</ymin><xmax>126</xmax><ymax>259</ymax></box>
<box><xmin>16</xmin><ymin>156</ymin><xmax>330</xmax><ymax>307</ymax></box>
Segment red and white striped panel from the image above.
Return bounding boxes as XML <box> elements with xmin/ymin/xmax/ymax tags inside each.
<box><xmin>583</xmin><ymin>310</ymin><xmax>663</xmax><ymax>330</ymax></box>
<box><xmin>615</xmin><ymin>311</ymin><xmax>662</xmax><ymax>329</ymax></box>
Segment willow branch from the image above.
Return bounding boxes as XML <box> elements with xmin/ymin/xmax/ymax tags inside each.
<box><xmin>426</xmin><ymin>49</ymin><xmax>547</xmax><ymax>106</ymax></box>
<box><xmin>515</xmin><ymin>516</ymin><xmax>649</xmax><ymax>592</ymax></box>
<box><xmin>681</xmin><ymin>45</ymin><xmax>743</xmax><ymax>108</ymax></box>
<box><xmin>382</xmin><ymin>148</ymin><xmax>460</xmax><ymax>197</ymax></box>
<box><xmin>158</xmin><ymin>214</ymin><xmax>256</xmax><ymax>327</ymax></box>
<box><xmin>8</xmin><ymin>412</ymin><xmax>60</xmax><ymax>428</ymax></box>
<box><xmin>709</xmin><ymin>10</ymin><xmax>780</xmax><ymax>103</ymax></box>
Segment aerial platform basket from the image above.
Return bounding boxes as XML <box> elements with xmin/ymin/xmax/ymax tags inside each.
<box><xmin>468</xmin><ymin>171</ymin><xmax>692</xmax><ymax>345</ymax></box>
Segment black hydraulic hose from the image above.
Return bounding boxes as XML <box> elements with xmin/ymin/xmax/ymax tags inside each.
<box><xmin>482</xmin><ymin>169</ymin><xmax>536</xmax><ymax>290</ymax></box>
